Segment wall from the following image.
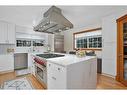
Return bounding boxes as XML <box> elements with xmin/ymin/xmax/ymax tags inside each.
<box><xmin>102</xmin><ymin>9</ymin><xmax>127</xmax><ymax>76</ymax></box>
<box><xmin>63</xmin><ymin>22</ymin><xmax>102</xmax><ymax>58</ymax></box>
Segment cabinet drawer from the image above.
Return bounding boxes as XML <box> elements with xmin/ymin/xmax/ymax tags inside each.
<box><xmin>47</xmin><ymin>62</ymin><xmax>65</xmax><ymax>74</ymax></box>
<box><xmin>47</xmin><ymin>62</ymin><xmax>66</xmax><ymax>89</ymax></box>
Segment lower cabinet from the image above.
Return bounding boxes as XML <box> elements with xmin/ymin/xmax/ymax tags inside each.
<box><xmin>47</xmin><ymin>57</ymin><xmax>97</xmax><ymax>89</ymax></box>
<box><xmin>0</xmin><ymin>54</ymin><xmax>14</xmax><ymax>72</ymax></box>
<box><xmin>29</xmin><ymin>54</ymin><xmax>36</xmax><ymax>76</ymax></box>
<box><xmin>47</xmin><ymin>62</ymin><xmax>66</xmax><ymax>89</ymax></box>
<box><xmin>31</xmin><ymin>64</ymin><xmax>35</xmax><ymax>76</ymax></box>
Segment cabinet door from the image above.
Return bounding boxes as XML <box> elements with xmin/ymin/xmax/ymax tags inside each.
<box><xmin>0</xmin><ymin>54</ymin><xmax>14</xmax><ymax>72</ymax></box>
<box><xmin>31</xmin><ymin>64</ymin><xmax>35</xmax><ymax>76</ymax></box>
<box><xmin>29</xmin><ymin>55</ymin><xmax>35</xmax><ymax>76</ymax></box>
<box><xmin>0</xmin><ymin>21</ymin><xmax>8</xmax><ymax>43</ymax></box>
<box><xmin>7</xmin><ymin>23</ymin><xmax>15</xmax><ymax>44</ymax></box>
<box><xmin>47</xmin><ymin>62</ymin><xmax>66</xmax><ymax>89</ymax></box>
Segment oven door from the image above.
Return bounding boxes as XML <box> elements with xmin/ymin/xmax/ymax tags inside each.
<box><xmin>35</xmin><ymin>63</ymin><xmax>47</xmax><ymax>86</ymax></box>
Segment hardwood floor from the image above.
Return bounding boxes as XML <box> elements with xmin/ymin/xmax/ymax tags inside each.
<box><xmin>0</xmin><ymin>72</ymin><xmax>127</xmax><ymax>89</ymax></box>
<box><xmin>97</xmin><ymin>74</ymin><xmax>127</xmax><ymax>89</ymax></box>
<box><xmin>0</xmin><ymin>72</ymin><xmax>45</xmax><ymax>89</ymax></box>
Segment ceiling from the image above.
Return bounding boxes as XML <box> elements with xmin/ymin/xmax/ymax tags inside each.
<box><xmin>0</xmin><ymin>6</ymin><xmax>127</xmax><ymax>29</ymax></box>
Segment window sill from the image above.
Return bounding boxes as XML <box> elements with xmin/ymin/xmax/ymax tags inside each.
<box><xmin>74</xmin><ymin>48</ymin><xmax>102</xmax><ymax>51</ymax></box>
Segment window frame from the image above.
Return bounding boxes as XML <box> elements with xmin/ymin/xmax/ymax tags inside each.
<box><xmin>73</xmin><ymin>28</ymin><xmax>102</xmax><ymax>51</ymax></box>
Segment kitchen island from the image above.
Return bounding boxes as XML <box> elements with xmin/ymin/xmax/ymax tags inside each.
<box><xmin>46</xmin><ymin>54</ymin><xmax>97</xmax><ymax>89</ymax></box>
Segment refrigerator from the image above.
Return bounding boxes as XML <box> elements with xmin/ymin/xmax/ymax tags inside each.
<box><xmin>54</xmin><ymin>34</ymin><xmax>64</xmax><ymax>53</ymax></box>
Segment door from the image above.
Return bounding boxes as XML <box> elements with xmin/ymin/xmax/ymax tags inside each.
<box><xmin>117</xmin><ymin>15</ymin><xmax>127</xmax><ymax>86</ymax></box>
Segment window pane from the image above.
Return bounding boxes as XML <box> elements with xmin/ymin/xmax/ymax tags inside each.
<box><xmin>98</xmin><ymin>43</ymin><xmax>102</xmax><ymax>48</ymax></box>
<box><xmin>75</xmin><ymin>32</ymin><xmax>102</xmax><ymax>49</ymax></box>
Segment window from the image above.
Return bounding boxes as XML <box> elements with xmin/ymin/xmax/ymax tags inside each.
<box><xmin>73</xmin><ymin>28</ymin><xmax>102</xmax><ymax>50</ymax></box>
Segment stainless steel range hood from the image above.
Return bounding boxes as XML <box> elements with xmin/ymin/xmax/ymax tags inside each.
<box><xmin>33</xmin><ymin>6</ymin><xmax>73</xmax><ymax>34</ymax></box>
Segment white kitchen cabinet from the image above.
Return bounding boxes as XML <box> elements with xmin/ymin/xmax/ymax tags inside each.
<box><xmin>28</xmin><ymin>54</ymin><xmax>32</xmax><ymax>73</ymax></box>
<box><xmin>30</xmin><ymin>54</ymin><xmax>36</xmax><ymax>76</ymax></box>
<box><xmin>0</xmin><ymin>21</ymin><xmax>8</xmax><ymax>43</ymax></box>
<box><xmin>0</xmin><ymin>21</ymin><xmax>15</xmax><ymax>44</ymax></box>
<box><xmin>31</xmin><ymin>63</ymin><xmax>35</xmax><ymax>76</ymax></box>
<box><xmin>47</xmin><ymin>62</ymin><xmax>66</xmax><ymax>89</ymax></box>
<box><xmin>7</xmin><ymin>23</ymin><xmax>16</xmax><ymax>44</ymax></box>
<box><xmin>47</xmin><ymin>57</ymin><xmax>97</xmax><ymax>89</ymax></box>
<box><xmin>0</xmin><ymin>54</ymin><xmax>14</xmax><ymax>72</ymax></box>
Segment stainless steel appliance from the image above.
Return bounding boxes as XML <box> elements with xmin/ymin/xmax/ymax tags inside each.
<box><xmin>14</xmin><ymin>53</ymin><xmax>28</xmax><ymax>70</ymax></box>
<box><xmin>34</xmin><ymin>56</ymin><xmax>47</xmax><ymax>88</ymax></box>
<box><xmin>34</xmin><ymin>6</ymin><xmax>73</xmax><ymax>33</ymax></box>
<box><xmin>33</xmin><ymin>53</ymin><xmax>65</xmax><ymax>88</ymax></box>
<box><xmin>54</xmin><ymin>34</ymin><xmax>64</xmax><ymax>53</ymax></box>
<box><xmin>36</xmin><ymin>53</ymin><xmax>65</xmax><ymax>58</ymax></box>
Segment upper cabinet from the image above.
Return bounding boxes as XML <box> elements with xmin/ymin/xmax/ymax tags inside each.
<box><xmin>0</xmin><ymin>21</ymin><xmax>8</xmax><ymax>43</ymax></box>
<box><xmin>0</xmin><ymin>21</ymin><xmax>15</xmax><ymax>44</ymax></box>
<box><xmin>8</xmin><ymin>22</ymin><xmax>16</xmax><ymax>44</ymax></box>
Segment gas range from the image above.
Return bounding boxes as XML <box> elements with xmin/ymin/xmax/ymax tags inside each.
<box><xmin>36</xmin><ymin>53</ymin><xmax>65</xmax><ymax>59</ymax></box>
<box><xmin>33</xmin><ymin>53</ymin><xmax>65</xmax><ymax>88</ymax></box>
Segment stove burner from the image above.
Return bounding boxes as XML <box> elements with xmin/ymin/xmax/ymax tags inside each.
<box><xmin>36</xmin><ymin>54</ymin><xmax>65</xmax><ymax>59</ymax></box>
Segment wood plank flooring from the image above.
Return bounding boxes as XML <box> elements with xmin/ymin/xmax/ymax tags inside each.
<box><xmin>0</xmin><ymin>72</ymin><xmax>45</xmax><ymax>89</ymax></box>
<box><xmin>97</xmin><ymin>74</ymin><xmax>127</xmax><ymax>89</ymax></box>
<box><xmin>0</xmin><ymin>72</ymin><xmax>127</xmax><ymax>89</ymax></box>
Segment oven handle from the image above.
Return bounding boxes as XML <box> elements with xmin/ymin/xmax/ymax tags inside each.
<box><xmin>35</xmin><ymin>62</ymin><xmax>46</xmax><ymax>71</ymax></box>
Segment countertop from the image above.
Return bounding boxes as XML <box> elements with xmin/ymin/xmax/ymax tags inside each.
<box><xmin>47</xmin><ymin>54</ymin><xmax>97</xmax><ymax>66</ymax></box>
<box><xmin>32</xmin><ymin>52</ymin><xmax>97</xmax><ymax>67</ymax></box>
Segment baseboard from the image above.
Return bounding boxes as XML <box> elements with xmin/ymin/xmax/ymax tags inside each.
<box><xmin>101</xmin><ymin>73</ymin><xmax>116</xmax><ymax>79</ymax></box>
<box><xmin>0</xmin><ymin>70</ymin><xmax>14</xmax><ymax>75</ymax></box>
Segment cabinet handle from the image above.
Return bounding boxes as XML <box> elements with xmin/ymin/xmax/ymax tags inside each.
<box><xmin>52</xmin><ymin>77</ymin><xmax>56</xmax><ymax>80</ymax></box>
<box><xmin>58</xmin><ymin>68</ymin><xmax>60</xmax><ymax>70</ymax></box>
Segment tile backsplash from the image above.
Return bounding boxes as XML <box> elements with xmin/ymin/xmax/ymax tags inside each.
<box><xmin>0</xmin><ymin>44</ymin><xmax>15</xmax><ymax>54</ymax></box>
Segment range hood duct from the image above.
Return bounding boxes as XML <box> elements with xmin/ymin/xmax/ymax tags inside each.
<box><xmin>33</xmin><ymin>6</ymin><xmax>73</xmax><ymax>33</ymax></box>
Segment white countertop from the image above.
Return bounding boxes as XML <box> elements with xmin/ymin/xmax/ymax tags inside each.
<box><xmin>31</xmin><ymin>52</ymin><xmax>97</xmax><ymax>67</ymax></box>
<box><xmin>47</xmin><ymin>54</ymin><xmax>97</xmax><ymax>66</ymax></box>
